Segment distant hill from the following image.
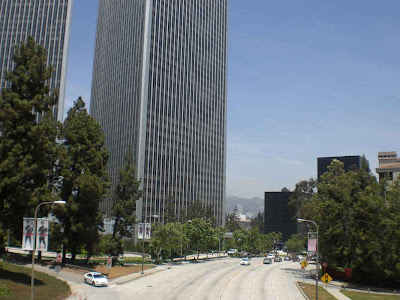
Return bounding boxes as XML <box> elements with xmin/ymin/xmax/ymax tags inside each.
<box><xmin>226</xmin><ymin>196</ymin><xmax>264</xmax><ymax>216</ymax></box>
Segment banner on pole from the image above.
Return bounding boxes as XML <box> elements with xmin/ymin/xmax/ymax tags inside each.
<box><xmin>36</xmin><ymin>218</ymin><xmax>49</xmax><ymax>251</ymax></box>
<box><xmin>22</xmin><ymin>218</ymin><xmax>35</xmax><ymax>250</ymax></box>
<box><xmin>138</xmin><ymin>223</ymin><xmax>144</xmax><ymax>239</ymax></box>
<box><xmin>144</xmin><ymin>223</ymin><xmax>151</xmax><ymax>240</ymax></box>
<box><xmin>307</xmin><ymin>232</ymin><xmax>317</xmax><ymax>252</ymax></box>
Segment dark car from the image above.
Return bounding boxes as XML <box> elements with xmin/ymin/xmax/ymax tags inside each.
<box><xmin>275</xmin><ymin>257</ymin><xmax>282</xmax><ymax>262</ymax></box>
<box><xmin>292</xmin><ymin>256</ymin><xmax>299</xmax><ymax>262</ymax></box>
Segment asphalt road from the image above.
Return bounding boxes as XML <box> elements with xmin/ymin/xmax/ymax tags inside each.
<box><xmin>112</xmin><ymin>258</ymin><xmax>304</xmax><ymax>300</ymax></box>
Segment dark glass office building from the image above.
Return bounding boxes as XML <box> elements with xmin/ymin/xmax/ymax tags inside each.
<box><xmin>264</xmin><ymin>192</ymin><xmax>297</xmax><ymax>242</ymax></box>
<box><xmin>0</xmin><ymin>0</ymin><xmax>73</xmax><ymax>121</ymax></box>
<box><xmin>90</xmin><ymin>0</ymin><xmax>228</xmax><ymax>226</ymax></box>
<box><xmin>317</xmin><ymin>156</ymin><xmax>362</xmax><ymax>180</ymax></box>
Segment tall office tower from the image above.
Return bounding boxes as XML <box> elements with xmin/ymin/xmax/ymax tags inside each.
<box><xmin>264</xmin><ymin>192</ymin><xmax>297</xmax><ymax>242</ymax></box>
<box><xmin>0</xmin><ymin>0</ymin><xmax>73</xmax><ymax>121</ymax></box>
<box><xmin>91</xmin><ymin>0</ymin><xmax>227</xmax><ymax>226</ymax></box>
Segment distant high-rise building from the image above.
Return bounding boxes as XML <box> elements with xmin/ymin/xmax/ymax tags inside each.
<box><xmin>317</xmin><ymin>155</ymin><xmax>362</xmax><ymax>180</ymax></box>
<box><xmin>0</xmin><ymin>0</ymin><xmax>73</xmax><ymax>121</ymax></box>
<box><xmin>90</xmin><ymin>1</ymin><xmax>227</xmax><ymax>226</ymax></box>
<box><xmin>264</xmin><ymin>191</ymin><xmax>297</xmax><ymax>242</ymax></box>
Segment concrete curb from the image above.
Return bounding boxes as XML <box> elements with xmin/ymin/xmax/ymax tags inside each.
<box><xmin>295</xmin><ymin>281</ymin><xmax>310</xmax><ymax>300</ymax></box>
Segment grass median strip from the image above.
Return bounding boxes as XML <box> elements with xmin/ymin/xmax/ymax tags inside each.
<box><xmin>297</xmin><ymin>282</ymin><xmax>337</xmax><ymax>300</ymax></box>
<box><xmin>340</xmin><ymin>290</ymin><xmax>400</xmax><ymax>300</ymax></box>
<box><xmin>0</xmin><ymin>262</ymin><xmax>70</xmax><ymax>300</ymax></box>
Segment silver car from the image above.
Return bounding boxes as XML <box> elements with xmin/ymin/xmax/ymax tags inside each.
<box><xmin>84</xmin><ymin>272</ymin><xmax>109</xmax><ymax>287</ymax></box>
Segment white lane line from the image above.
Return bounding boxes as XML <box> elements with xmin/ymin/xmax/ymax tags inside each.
<box><xmin>109</xmin><ymin>284</ymin><xmax>116</xmax><ymax>288</ymax></box>
<box><xmin>138</xmin><ymin>289</ymin><xmax>148</xmax><ymax>295</ymax></box>
<box><xmin>272</xmin><ymin>269</ymin><xmax>279</xmax><ymax>300</ymax></box>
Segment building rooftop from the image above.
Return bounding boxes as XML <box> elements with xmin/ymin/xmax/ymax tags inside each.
<box><xmin>378</xmin><ymin>151</ymin><xmax>397</xmax><ymax>157</ymax></box>
<box><xmin>376</xmin><ymin>162</ymin><xmax>400</xmax><ymax>171</ymax></box>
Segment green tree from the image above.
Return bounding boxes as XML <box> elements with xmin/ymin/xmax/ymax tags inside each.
<box><xmin>288</xmin><ymin>178</ymin><xmax>317</xmax><ymax>220</ymax></box>
<box><xmin>0</xmin><ymin>37</ymin><xmax>59</xmax><ymax>248</ymax></box>
<box><xmin>186</xmin><ymin>218</ymin><xmax>214</xmax><ymax>259</ymax></box>
<box><xmin>55</xmin><ymin>97</ymin><xmax>110</xmax><ymax>262</ymax></box>
<box><xmin>301</xmin><ymin>159</ymin><xmax>400</xmax><ymax>284</ymax></box>
<box><xmin>110</xmin><ymin>146</ymin><xmax>142</xmax><ymax>256</ymax></box>
<box><xmin>250</xmin><ymin>212</ymin><xmax>264</xmax><ymax>233</ymax></box>
<box><xmin>285</xmin><ymin>233</ymin><xmax>306</xmax><ymax>253</ymax></box>
<box><xmin>225</xmin><ymin>207</ymin><xmax>241</xmax><ymax>232</ymax></box>
<box><xmin>185</xmin><ymin>200</ymin><xmax>206</xmax><ymax>221</ymax></box>
<box><xmin>164</xmin><ymin>196</ymin><xmax>177</xmax><ymax>224</ymax></box>
<box><xmin>149</xmin><ymin>222</ymin><xmax>187</xmax><ymax>263</ymax></box>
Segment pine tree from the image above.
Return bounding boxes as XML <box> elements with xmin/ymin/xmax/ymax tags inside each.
<box><xmin>55</xmin><ymin>97</ymin><xmax>109</xmax><ymax>261</ymax></box>
<box><xmin>0</xmin><ymin>37</ymin><xmax>59</xmax><ymax>247</ymax></box>
<box><xmin>110</xmin><ymin>146</ymin><xmax>142</xmax><ymax>256</ymax></box>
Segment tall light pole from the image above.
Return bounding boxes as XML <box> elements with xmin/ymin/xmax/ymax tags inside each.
<box><xmin>298</xmin><ymin>218</ymin><xmax>319</xmax><ymax>300</ymax></box>
<box><xmin>141</xmin><ymin>214</ymin><xmax>159</xmax><ymax>274</ymax></box>
<box><xmin>31</xmin><ymin>200</ymin><xmax>66</xmax><ymax>300</ymax></box>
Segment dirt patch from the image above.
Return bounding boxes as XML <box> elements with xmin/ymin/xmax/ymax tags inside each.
<box><xmin>58</xmin><ymin>264</ymin><xmax>155</xmax><ymax>280</ymax></box>
<box><xmin>93</xmin><ymin>265</ymin><xmax>155</xmax><ymax>279</ymax></box>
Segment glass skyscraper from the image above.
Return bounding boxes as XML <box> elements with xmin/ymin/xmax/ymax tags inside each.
<box><xmin>91</xmin><ymin>0</ymin><xmax>227</xmax><ymax>226</ymax></box>
<box><xmin>0</xmin><ymin>0</ymin><xmax>73</xmax><ymax>121</ymax></box>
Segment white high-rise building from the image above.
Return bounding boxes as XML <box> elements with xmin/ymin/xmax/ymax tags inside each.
<box><xmin>0</xmin><ymin>0</ymin><xmax>73</xmax><ymax>121</ymax></box>
<box><xmin>90</xmin><ymin>0</ymin><xmax>228</xmax><ymax>226</ymax></box>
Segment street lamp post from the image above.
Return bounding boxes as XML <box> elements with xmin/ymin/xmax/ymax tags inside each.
<box><xmin>141</xmin><ymin>214</ymin><xmax>159</xmax><ymax>274</ymax></box>
<box><xmin>298</xmin><ymin>218</ymin><xmax>319</xmax><ymax>300</ymax></box>
<box><xmin>31</xmin><ymin>200</ymin><xmax>66</xmax><ymax>300</ymax></box>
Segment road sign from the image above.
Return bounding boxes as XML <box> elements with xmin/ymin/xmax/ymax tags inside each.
<box><xmin>301</xmin><ymin>260</ymin><xmax>309</xmax><ymax>268</ymax></box>
<box><xmin>345</xmin><ymin>267</ymin><xmax>352</xmax><ymax>277</ymax></box>
<box><xmin>323</xmin><ymin>262</ymin><xmax>327</xmax><ymax>268</ymax></box>
<box><xmin>56</xmin><ymin>253</ymin><xmax>62</xmax><ymax>263</ymax></box>
<box><xmin>322</xmin><ymin>273</ymin><xmax>332</xmax><ymax>284</ymax></box>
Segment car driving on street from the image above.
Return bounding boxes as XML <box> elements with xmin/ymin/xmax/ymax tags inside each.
<box><xmin>84</xmin><ymin>272</ymin><xmax>109</xmax><ymax>287</ymax></box>
<box><xmin>263</xmin><ymin>258</ymin><xmax>273</xmax><ymax>264</ymax></box>
<box><xmin>240</xmin><ymin>258</ymin><xmax>251</xmax><ymax>266</ymax></box>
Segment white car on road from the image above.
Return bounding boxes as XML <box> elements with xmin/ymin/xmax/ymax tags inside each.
<box><xmin>84</xmin><ymin>272</ymin><xmax>109</xmax><ymax>287</ymax></box>
<box><xmin>240</xmin><ymin>258</ymin><xmax>251</xmax><ymax>266</ymax></box>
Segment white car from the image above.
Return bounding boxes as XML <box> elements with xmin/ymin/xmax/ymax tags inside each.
<box><xmin>84</xmin><ymin>272</ymin><xmax>109</xmax><ymax>287</ymax></box>
<box><xmin>240</xmin><ymin>258</ymin><xmax>250</xmax><ymax>266</ymax></box>
<box><xmin>267</xmin><ymin>254</ymin><xmax>275</xmax><ymax>259</ymax></box>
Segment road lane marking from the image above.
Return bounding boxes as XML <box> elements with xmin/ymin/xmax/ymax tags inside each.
<box><xmin>138</xmin><ymin>289</ymin><xmax>147</xmax><ymax>295</ymax></box>
<box><xmin>110</xmin><ymin>284</ymin><xmax>116</xmax><ymax>288</ymax></box>
<box><xmin>219</xmin><ymin>270</ymin><xmax>240</xmax><ymax>300</ymax></box>
<box><xmin>272</xmin><ymin>269</ymin><xmax>279</xmax><ymax>300</ymax></box>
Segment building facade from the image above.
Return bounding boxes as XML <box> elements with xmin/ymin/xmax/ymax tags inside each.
<box><xmin>91</xmin><ymin>0</ymin><xmax>228</xmax><ymax>226</ymax></box>
<box><xmin>376</xmin><ymin>151</ymin><xmax>400</xmax><ymax>184</ymax></box>
<box><xmin>317</xmin><ymin>155</ymin><xmax>362</xmax><ymax>180</ymax></box>
<box><xmin>0</xmin><ymin>0</ymin><xmax>73</xmax><ymax>121</ymax></box>
<box><xmin>264</xmin><ymin>191</ymin><xmax>297</xmax><ymax>242</ymax></box>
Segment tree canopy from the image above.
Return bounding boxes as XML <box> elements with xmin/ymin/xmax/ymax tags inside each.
<box><xmin>301</xmin><ymin>158</ymin><xmax>400</xmax><ymax>285</ymax></box>
<box><xmin>0</xmin><ymin>37</ymin><xmax>59</xmax><ymax>247</ymax></box>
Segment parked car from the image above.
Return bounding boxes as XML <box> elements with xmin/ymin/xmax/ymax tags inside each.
<box><xmin>240</xmin><ymin>258</ymin><xmax>251</xmax><ymax>266</ymax></box>
<box><xmin>84</xmin><ymin>272</ymin><xmax>109</xmax><ymax>287</ymax></box>
<box><xmin>274</xmin><ymin>257</ymin><xmax>282</xmax><ymax>262</ymax></box>
<box><xmin>263</xmin><ymin>258</ymin><xmax>273</xmax><ymax>264</ymax></box>
<box><xmin>227</xmin><ymin>249</ymin><xmax>238</xmax><ymax>255</ymax></box>
<box><xmin>284</xmin><ymin>256</ymin><xmax>291</xmax><ymax>261</ymax></box>
<box><xmin>292</xmin><ymin>256</ymin><xmax>299</xmax><ymax>262</ymax></box>
<box><xmin>267</xmin><ymin>253</ymin><xmax>275</xmax><ymax>259</ymax></box>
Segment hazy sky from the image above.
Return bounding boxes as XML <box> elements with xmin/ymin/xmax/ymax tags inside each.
<box><xmin>65</xmin><ymin>0</ymin><xmax>400</xmax><ymax>198</ymax></box>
